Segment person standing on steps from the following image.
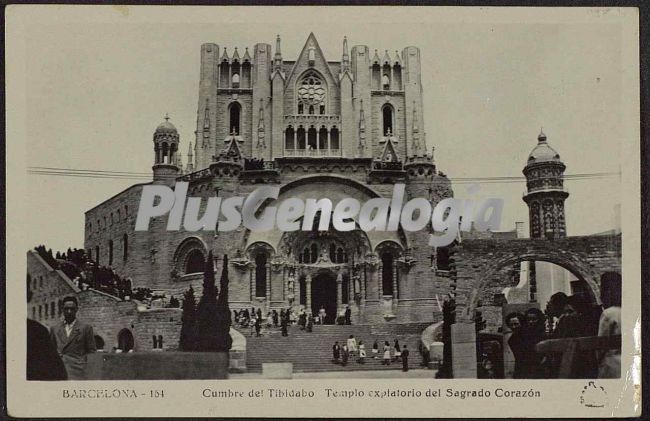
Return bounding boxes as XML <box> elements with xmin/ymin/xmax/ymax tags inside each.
<box><xmin>372</xmin><ymin>340</ymin><xmax>379</xmax><ymax>359</ymax></box>
<box><xmin>318</xmin><ymin>306</ymin><xmax>326</xmax><ymax>325</ymax></box>
<box><xmin>281</xmin><ymin>310</ymin><xmax>288</xmax><ymax>337</ymax></box>
<box><xmin>401</xmin><ymin>344</ymin><xmax>410</xmax><ymax>372</ymax></box>
<box><xmin>341</xmin><ymin>344</ymin><xmax>349</xmax><ymax>366</ymax></box>
<box><xmin>393</xmin><ymin>339</ymin><xmax>401</xmax><ymax>362</ymax></box>
<box><xmin>272</xmin><ymin>309</ymin><xmax>279</xmax><ymax>328</ymax></box>
<box><xmin>344</xmin><ymin>305</ymin><xmax>351</xmax><ymax>325</ymax></box>
<box><xmin>299</xmin><ymin>308</ymin><xmax>307</xmax><ymax>330</ymax></box>
<box><xmin>347</xmin><ymin>335</ymin><xmax>358</xmax><ymax>357</ymax></box>
<box><xmin>332</xmin><ymin>341</ymin><xmax>341</xmax><ymax>363</ymax></box>
<box><xmin>254</xmin><ymin>315</ymin><xmax>262</xmax><ymax>337</ymax></box>
<box><xmin>358</xmin><ymin>341</ymin><xmax>366</xmax><ymax>364</ymax></box>
<box><xmin>382</xmin><ymin>341</ymin><xmax>391</xmax><ymax>365</ymax></box>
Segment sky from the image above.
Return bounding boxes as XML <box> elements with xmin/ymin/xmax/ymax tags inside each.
<box><xmin>12</xmin><ymin>6</ymin><xmax>629</xmax><ymax>252</ymax></box>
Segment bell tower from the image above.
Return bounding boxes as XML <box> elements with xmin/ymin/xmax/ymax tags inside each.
<box><xmin>523</xmin><ymin>130</ymin><xmax>569</xmax><ymax>239</ymax></box>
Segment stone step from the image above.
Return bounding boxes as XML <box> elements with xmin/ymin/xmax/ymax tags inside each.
<box><xmin>242</xmin><ymin>323</ymin><xmax>430</xmax><ymax>373</ymax></box>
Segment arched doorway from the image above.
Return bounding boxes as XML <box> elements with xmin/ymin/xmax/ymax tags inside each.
<box><xmin>117</xmin><ymin>328</ymin><xmax>134</xmax><ymax>352</ymax></box>
<box><xmin>311</xmin><ymin>272</ymin><xmax>337</xmax><ymax>324</ymax></box>
<box><xmin>94</xmin><ymin>335</ymin><xmax>105</xmax><ymax>351</ymax></box>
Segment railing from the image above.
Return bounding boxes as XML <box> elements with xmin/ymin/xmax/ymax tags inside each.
<box><xmin>243</xmin><ymin>159</ymin><xmax>277</xmax><ymax>171</ymax></box>
<box><xmin>372</xmin><ymin>161</ymin><xmax>404</xmax><ymax>171</ymax></box>
<box><xmin>178</xmin><ymin>167</ymin><xmax>212</xmax><ymax>182</ymax></box>
<box><xmin>283</xmin><ymin>149</ymin><xmax>341</xmax><ymax>157</ymax></box>
<box><xmin>284</xmin><ymin>114</ymin><xmax>340</xmax><ymax>127</ymax></box>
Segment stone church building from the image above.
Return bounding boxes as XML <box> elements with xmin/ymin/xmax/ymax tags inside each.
<box><xmin>28</xmin><ymin>34</ymin><xmax>621</xmax><ymax>366</ymax></box>
<box><xmin>83</xmin><ymin>33</ymin><xmax>455</xmax><ymax>325</ymax></box>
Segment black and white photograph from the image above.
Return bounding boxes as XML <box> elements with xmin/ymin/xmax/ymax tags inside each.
<box><xmin>6</xmin><ymin>5</ymin><xmax>641</xmax><ymax>418</ymax></box>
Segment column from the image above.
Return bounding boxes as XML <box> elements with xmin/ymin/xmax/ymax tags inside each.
<box><xmin>296</xmin><ymin>272</ymin><xmax>301</xmax><ymax>307</ymax></box>
<box><xmin>392</xmin><ymin>258</ymin><xmax>398</xmax><ymax>300</ymax></box>
<box><xmin>529</xmin><ymin>262</ymin><xmax>537</xmax><ymax>303</ymax></box>
<box><xmin>327</xmin><ymin>128</ymin><xmax>331</xmax><ymax>151</ymax></box>
<box><xmin>293</xmin><ymin>129</ymin><xmax>297</xmax><ymax>155</ymax></box>
<box><xmin>282</xmin><ymin>267</ymin><xmax>287</xmax><ymax>301</ymax></box>
<box><xmin>348</xmin><ymin>273</ymin><xmax>353</xmax><ymax>304</ymax></box>
<box><xmin>360</xmin><ymin>266</ymin><xmax>366</xmax><ymax>301</ymax></box>
<box><xmin>336</xmin><ymin>272</ymin><xmax>343</xmax><ymax>309</ymax></box>
<box><xmin>265</xmin><ymin>262</ymin><xmax>271</xmax><ymax>307</ymax></box>
<box><xmin>249</xmin><ymin>266</ymin><xmax>255</xmax><ymax>301</ymax></box>
<box><xmin>378</xmin><ymin>263</ymin><xmax>383</xmax><ymax>298</ymax></box>
<box><xmin>305</xmin><ymin>274</ymin><xmax>312</xmax><ymax>310</ymax></box>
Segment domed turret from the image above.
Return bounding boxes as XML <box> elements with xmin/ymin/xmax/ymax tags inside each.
<box><xmin>155</xmin><ymin>119</ymin><xmax>178</xmax><ymax>135</ymax></box>
<box><xmin>527</xmin><ymin>130</ymin><xmax>561</xmax><ymax>163</ymax></box>
<box><xmin>152</xmin><ymin>114</ymin><xmax>181</xmax><ymax>184</ymax></box>
<box><xmin>523</xmin><ymin>129</ymin><xmax>569</xmax><ymax>239</ymax></box>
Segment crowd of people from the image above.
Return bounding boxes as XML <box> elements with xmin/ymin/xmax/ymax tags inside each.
<box><xmin>332</xmin><ymin>337</ymin><xmax>410</xmax><ymax>371</ymax></box>
<box><xmin>232</xmin><ymin>305</ymin><xmax>355</xmax><ymax>337</ymax></box>
<box><xmin>498</xmin><ymin>272</ymin><xmax>622</xmax><ymax>379</ymax></box>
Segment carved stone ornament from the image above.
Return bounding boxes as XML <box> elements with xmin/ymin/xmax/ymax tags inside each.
<box><xmin>231</xmin><ymin>256</ymin><xmax>252</xmax><ymax>270</ymax></box>
<box><xmin>270</xmin><ymin>256</ymin><xmax>285</xmax><ymax>271</ymax></box>
<box><xmin>365</xmin><ymin>252</ymin><xmax>379</xmax><ymax>270</ymax></box>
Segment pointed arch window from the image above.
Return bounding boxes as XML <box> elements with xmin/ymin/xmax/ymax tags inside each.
<box><xmin>229</xmin><ymin>102</ymin><xmax>241</xmax><ymax>135</ymax></box>
<box><xmin>382</xmin><ymin>105</ymin><xmax>394</xmax><ymax>136</ymax></box>
<box><xmin>255</xmin><ymin>253</ymin><xmax>267</xmax><ymax>298</ymax></box>
<box><xmin>381</xmin><ymin>251</ymin><xmax>394</xmax><ymax>296</ymax></box>
<box><xmin>231</xmin><ymin>73</ymin><xmax>240</xmax><ymax>88</ymax></box>
<box><xmin>297</xmin><ymin>126</ymin><xmax>306</xmax><ymax>149</ymax></box>
<box><xmin>330</xmin><ymin>127</ymin><xmax>340</xmax><ymax>150</ymax></box>
<box><xmin>285</xmin><ymin>126</ymin><xmax>295</xmax><ymax>150</ymax></box>
<box><xmin>185</xmin><ymin>249</ymin><xmax>205</xmax><ymax>274</ymax></box>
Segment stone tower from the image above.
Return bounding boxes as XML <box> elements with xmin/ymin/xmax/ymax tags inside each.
<box><xmin>152</xmin><ymin>115</ymin><xmax>181</xmax><ymax>184</ymax></box>
<box><xmin>523</xmin><ymin>130</ymin><xmax>569</xmax><ymax>239</ymax></box>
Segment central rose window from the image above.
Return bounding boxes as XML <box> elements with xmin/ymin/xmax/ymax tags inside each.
<box><xmin>297</xmin><ymin>72</ymin><xmax>326</xmax><ymax>114</ymax></box>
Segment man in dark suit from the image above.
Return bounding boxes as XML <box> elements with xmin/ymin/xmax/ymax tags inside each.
<box><xmin>344</xmin><ymin>305</ymin><xmax>351</xmax><ymax>325</ymax></box>
<box><xmin>401</xmin><ymin>344</ymin><xmax>410</xmax><ymax>372</ymax></box>
<box><xmin>50</xmin><ymin>296</ymin><xmax>96</xmax><ymax>380</ymax></box>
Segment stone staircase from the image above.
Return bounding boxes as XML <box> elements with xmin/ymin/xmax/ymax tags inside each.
<box><xmin>238</xmin><ymin>322</ymin><xmax>432</xmax><ymax>373</ymax></box>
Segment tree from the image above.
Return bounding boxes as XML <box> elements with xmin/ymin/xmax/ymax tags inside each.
<box><xmin>195</xmin><ymin>252</ymin><xmax>220</xmax><ymax>351</ymax></box>
<box><xmin>179</xmin><ymin>286</ymin><xmax>197</xmax><ymax>351</ymax></box>
<box><xmin>214</xmin><ymin>255</ymin><xmax>233</xmax><ymax>351</ymax></box>
<box><xmin>194</xmin><ymin>252</ymin><xmax>233</xmax><ymax>352</ymax></box>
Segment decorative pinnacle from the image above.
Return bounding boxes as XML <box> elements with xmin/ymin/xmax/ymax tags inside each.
<box><xmin>538</xmin><ymin>127</ymin><xmax>547</xmax><ymax>142</ymax></box>
<box><xmin>275</xmin><ymin>34</ymin><xmax>281</xmax><ymax>56</ymax></box>
<box><xmin>164</xmin><ymin>113</ymin><xmax>170</xmax><ymax>122</ymax></box>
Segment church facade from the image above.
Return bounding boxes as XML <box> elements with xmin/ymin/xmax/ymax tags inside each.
<box><xmin>83</xmin><ymin>33</ymin><xmax>455</xmax><ymax>324</ymax></box>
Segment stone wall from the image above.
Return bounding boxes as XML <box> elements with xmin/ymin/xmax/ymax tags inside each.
<box><xmin>27</xmin><ymin>251</ymin><xmax>79</xmax><ymax>328</ymax></box>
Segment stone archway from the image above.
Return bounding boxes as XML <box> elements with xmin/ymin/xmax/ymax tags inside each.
<box><xmin>453</xmin><ymin>235</ymin><xmax>621</xmax><ymax>322</ymax></box>
<box><xmin>117</xmin><ymin>328</ymin><xmax>134</xmax><ymax>352</ymax></box>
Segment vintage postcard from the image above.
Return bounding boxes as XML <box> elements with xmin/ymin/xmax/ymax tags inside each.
<box><xmin>5</xmin><ymin>5</ymin><xmax>641</xmax><ymax>418</ymax></box>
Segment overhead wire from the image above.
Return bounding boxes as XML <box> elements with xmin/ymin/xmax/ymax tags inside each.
<box><xmin>27</xmin><ymin>166</ymin><xmax>620</xmax><ymax>184</ymax></box>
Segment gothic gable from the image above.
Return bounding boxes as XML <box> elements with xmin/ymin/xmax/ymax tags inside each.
<box><xmin>379</xmin><ymin>137</ymin><xmax>400</xmax><ymax>162</ymax></box>
<box><xmin>285</xmin><ymin>33</ymin><xmax>337</xmax><ymax>95</ymax></box>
